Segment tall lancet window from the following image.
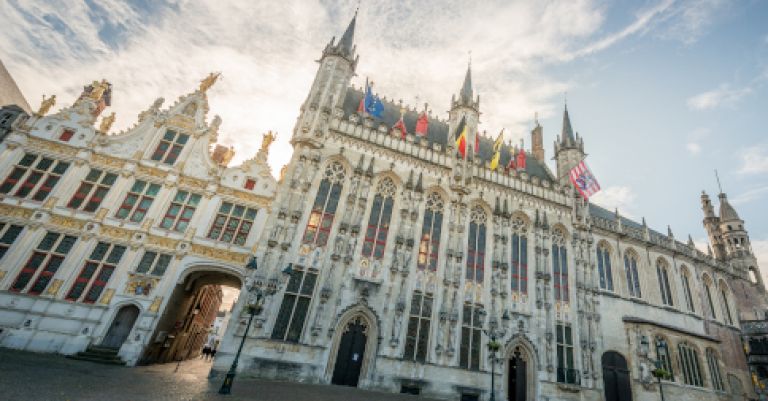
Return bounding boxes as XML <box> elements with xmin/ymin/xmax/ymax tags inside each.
<box><xmin>719</xmin><ymin>280</ymin><xmax>733</xmax><ymax>325</ymax></box>
<box><xmin>596</xmin><ymin>243</ymin><xmax>614</xmax><ymax>291</ymax></box>
<box><xmin>510</xmin><ymin>216</ymin><xmax>528</xmax><ymax>295</ymax></box>
<box><xmin>681</xmin><ymin>266</ymin><xmax>695</xmax><ymax>313</ymax></box>
<box><xmin>704</xmin><ymin>276</ymin><xmax>717</xmax><ymax>320</ymax></box>
<box><xmin>302</xmin><ymin>161</ymin><xmax>345</xmax><ymax>247</ymax></box>
<box><xmin>656</xmin><ymin>259</ymin><xmax>674</xmax><ymax>306</ymax></box>
<box><xmin>552</xmin><ymin>228</ymin><xmax>569</xmax><ymax>303</ymax></box>
<box><xmin>418</xmin><ymin>192</ymin><xmax>444</xmax><ymax>272</ymax></box>
<box><xmin>624</xmin><ymin>251</ymin><xmax>642</xmax><ymax>298</ymax></box>
<box><xmin>362</xmin><ymin>178</ymin><xmax>396</xmax><ymax>259</ymax></box>
<box><xmin>466</xmin><ymin>206</ymin><xmax>487</xmax><ymax>283</ymax></box>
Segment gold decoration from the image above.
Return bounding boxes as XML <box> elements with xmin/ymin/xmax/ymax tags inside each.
<box><xmin>149</xmin><ymin>296</ymin><xmax>163</xmax><ymax>313</ymax></box>
<box><xmin>98</xmin><ymin>112</ymin><xmax>116</xmax><ymax>133</ymax></box>
<box><xmin>99</xmin><ymin>288</ymin><xmax>115</xmax><ymax>305</ymax></box>
<box><xmin>50</xmin><ymin>215</ymin><xmax>86</xmax><ymax>231</ymax></box>
<box><xmin>199</xmin><ymin>72</ymin><xmax>221</xmax><ymax>93</ymax></box>
<box><xmin>218</xmin><ymin>186</ymin><xmax>272</xmax><ymax>207</ymax></box>
<box><xmin>137</xmin><ymin>165</ymin><xmax>167</xmax><ymax>179</ymax></box>
<box><xmin>89</xmin><ymin>79</ymin><xmax>110</xmax><ymax>101</ymax></box>
<box><xmin>260</xmin><ymin>131</ymin><xmax>276</xmax><ymax>153</ymax></box>
<box><xmin>100</xmin><ymin>225</ymin><xmax>133</xmax><ymax>241</ymax></box>
<box><xmin>27</xmin><ymin>137</ymin><xmax>78</xmax><ymax>157</ymax></box>
<box><xmin>179</xmin><ymin>176</ymin><xmax>207</xmax><ymax>191</ymax></box>
<box><xmin>42</xmin><ymin>197</ymin><xmax>58</xmax><ymax>211</ymax></box>
<box><xmin>46</xmin><ymin>279</ymin><xmax>63</xmax><ymax>296</ymax></box>
<box><xmin>146</xmin><ymin>234</ymin><xmax>180</xmax><ymax>251</ymax></box>
<box><xmin>166</xmin><ymin>114</ymin><xmax>195</xmax><ymax>131</ymax></box>
<box><xmin>0</xmin><ymin>204</ymin><xmax>34</xmax><ymax>220</ymax></box>
<box><xmin>124</xmin><ymin>274</ymin><xmax>160</xmax><ymax>296</ymax></box>
<box><xmin>36</xmin><ymin>95</ymin><xmax>56</xmax><ymax>116</ymax></box>
<box><xmin>91</xmin><ymin>153</ymin><xmax>125</xmax><ymax>169</ymax></box>
<box><xmin>0</xmin><ymin>271</ymin><xmax>6</xmax><ymax>281</ymax></box>
<box><xmin>190</xmin><ymin>243</ymin><xmax>248</xmax><ymax>265</ymax></box>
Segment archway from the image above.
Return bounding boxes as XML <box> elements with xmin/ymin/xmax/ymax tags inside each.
<box><xmin>602</xmin><ymin>351</ymin><xmax>632</xmax><ymax>401</ymax></box>
<box><xmin>102</xmin><ymin>304</ymin><xmax>140</xmax><ymax>349</ymax></box>
<box><xmin>504</xmin><ymin>338</ymin><xmax>536</xmax><ymax>401</ymax></box>
<box><xmin>327</xmin><ymin>305</ymin><xmax>379</xmax><ymax>388</ymax></box>
<box><xmin>140</xmin><ymin>267</ymin><xmax>243</xmax><ymax>365</ymax></box>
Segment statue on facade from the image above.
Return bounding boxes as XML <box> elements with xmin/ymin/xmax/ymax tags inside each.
<box><xmin>36</xmin><ymin>95</ymin><xmax>56</xmax><ymax>116</ymax></box>
<box><xmin>261</xmin><ymin>131</ymin><xmax>277</xmax><ymax>153</ymax></box>
<box><xmin>199</xmin><ymin>72</ymin><xmax>221</xmax><ymax>92</ymax></box>
<box><xmin>89</xmin><ymin>79</ymin><xmax>110</xmax><ymax>101</ymax></box>
<box><xmin>99</xmin><ymin>112</ymin><xmax>116</xmax><ymax>133</ymax></box>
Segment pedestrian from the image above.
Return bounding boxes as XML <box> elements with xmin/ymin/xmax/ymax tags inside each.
<box><xmin>201</xmin><ymin>345</ymin><xmax>211</xmax><ymax>360</ymax></box>
<box><xmin>210</xmin><ymin>347</ymin><xmax>217</xmax><ymax>361</ymax></box>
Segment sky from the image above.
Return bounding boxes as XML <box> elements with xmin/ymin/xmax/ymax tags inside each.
<box><xmin>1</xmin><ymin>0</ymin><xmax>767</xmax><ymax>279</ymax></box>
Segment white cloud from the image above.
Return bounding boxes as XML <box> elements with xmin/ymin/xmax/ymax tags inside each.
<box><xmin>686</xmin><ymin>142</ymin><xmax>701</xmax><ymax>155</ymax></box>
<box><xmin>685</xmin><ymin>127</ymin><xmax>709</xmax><ymax>155</ymax></box>
<box><xmin>739</xmin><ymin>145</ymin><xmax>768</xmax><ymax>174</ymax></box>
<box><xmin>686</xmin><ymin>84</ymin><xmax>752</xmax><ymax>111</ymax></box>
<box><xmin>590</xmin><ymin>185</ymin><xmax>637</xmax><ymax>218</ymax></box>
<box><xmin>732</xmin><ymin>185</ymin><xmax>768</xmax><ymax>205</ymax></box>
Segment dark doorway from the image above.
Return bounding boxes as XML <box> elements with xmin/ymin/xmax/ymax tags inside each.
<box><xmin>101</xmin><ymin>305</ymin><xmax>140</xmax><ymax>349</ymax></box>
<box><xmin>602</xmin><ymin>351</ymin><xmax>632</xmax><ymax>401</ymax></box>
<box><xmin>331</xmin><ymin>318</ymin><xmax>368</xmax><ymax>387</ymax></box>
<box><xmin>508</xmin><ymin>349</ymin><xmax>527</xmax><ymax>401</ymax></box>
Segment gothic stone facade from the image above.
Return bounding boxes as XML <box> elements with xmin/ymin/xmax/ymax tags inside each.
<box><xmin>211</xmin><ymin>15</ymin><xmax>767</xmax><ymax>401</ymax></box>
<box><xmin>0</xmin><ymin>79</ymin><xmax>276</xmax><ymax>366</ymax></box>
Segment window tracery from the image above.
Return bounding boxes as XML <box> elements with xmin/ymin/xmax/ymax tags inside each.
<box><xmin>624</xmin><ymin>251</ymin><xmax>642</xmax><ymax>298</ymax></box>
<box><xmin>418</xmin><ymin>192</ymin><xmax>444</xmax><ymax>271</ymax></box>
<box><xmin>552</xmin><ymin>226</ymin><xmax>569</xmax><ymax>303</ymax></box>
<box><xmin>466</xmin><ymin>206</ymin><xmax>487</xmax><ymax>283</ymax></box>
<box><xmin>362</xmin><ymin>177</ymin><xmax>396</xmax><ymax>259</ymax></box>
<box><xmin>302</xmin><ymin>161</ymin><xmax>345</xmax><ymax>247</ymax></box>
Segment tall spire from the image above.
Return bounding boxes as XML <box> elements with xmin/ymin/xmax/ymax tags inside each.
<box><xmin>338</xmin><ymin>9</ymin><xmax>357</xmax><ymax>57</ymax></box>
<box><xmin>561</xmin><ymin>104</ymin><xmax>575</xmax><ymax>145</ymax></box>
<box><xmin>460</xmin><ymin>59</ymin><xmax>473</xmax><ymax>104</ymax></box>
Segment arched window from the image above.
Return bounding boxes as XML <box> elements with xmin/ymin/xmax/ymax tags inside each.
<box><xmin>655</xmin><ymin>336</ymin><xmax>674</xmax><ymax>380</ymax></box>
<box><xmin>404</xmin><ymin>291</ymin><xmax>433</xmax><ymax>362</ymax></box>
<box><xmin>678</xmin><ymin>342</ymin><xmax>703</xmax><ymax>387</ymax></box>
<box><xmin>418</xmin><ymin>192</ymin><xmax>444</xmax><ymax>272</ymax></box>
<box><xmin>624</xmin><ymin>251</ymin><xmax>641</xmax><ymax>298</ymax></box>
<box><xmin>466</xmin><ymin>206</ymin><xmax>487</xmax><ymax>283</ymax></box>
<box><xmin>511</xmin><ymin>215</ymin><xmax>528</xmax><ymax>295</ymax></box>
<box><xmin>704</xmin><ymin>275</ymin><xmax>717</xmax><ymax>320</ymax></box>
<box><xmin>656</xmin><ymin>259</ymin><xmax>674</xmax><ymax>306</ymax></box>
<box><xmin>552</xmin><ymin>227</ymin><xmax>569</xmax><ymax>303</ymax></box>
<box><xmin>719</xmin><ymin>280</ymin><xmax>733</xmax><ymax>325</ymax></box>
<box><xmin>681</xmin><ymin>267</ymin><xmax>695</xmax><ymax>313</ymax></box>
<box><xmin>749</xmin><ymin>267</ymin><xmax>759</xmax><ymax>284</ymax></box>
<box><xmin>706</xmin><ymin>348</ymin><xmax>724</xmax><ymax>391</ymax></box>
<box><xmin>302</xmin><ymin>161</ymin><xmax>345</xmax><ymax>247</ymax></box>
<box><xmin>596</xmin><ymin>243</ymin><xmax>613</xmax><ymax>291</ymax></box>
<box><xmin>459</xmin><ymin>303</ymin><xmax>483</xmax><ymax>370</ymax></box>
<box><xmin>362</xmin><ymin>178</ymin><xmax>396</xmax><ymax>259</ymax></box>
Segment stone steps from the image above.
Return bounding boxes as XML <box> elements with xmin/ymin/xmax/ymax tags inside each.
<box><xmin>67</xmin><ymin>346</ymin><xmax>126</xmax><ymax>366</ymax></box>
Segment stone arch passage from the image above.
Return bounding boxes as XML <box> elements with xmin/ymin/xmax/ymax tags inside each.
<box><xmin>326</xmin><ymin>305</ymin><xmax>379</xmax><ymax>388</ymax></box>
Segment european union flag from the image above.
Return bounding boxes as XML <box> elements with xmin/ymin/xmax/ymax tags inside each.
<box><xmin>363</xmin><ymin>82</ymin><xmax>384</xmax><ymax>118</ymax></box>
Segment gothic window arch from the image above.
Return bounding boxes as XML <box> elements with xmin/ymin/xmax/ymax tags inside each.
<box><xmin>552</xmin><ymin>226</ymin><xmax>569</xmax><ymax>303</ymax></box>
<box><xmin>678</xmin><ymin>342</ymin><xmax>704</xmax><ymax>387</ymax></box>
<box><xmin>718</xmin><ymin>279</ymin><xmax>734</xmax><ymax>325</ymax></box>
<box><xmin>303</xmin><ymin>161</ymin><xmax>346</xmax><ymax>247</ymax></box>
<box><xmin>466</xmin><ymin>206</ymin><xmax>487</xmax><ymax>283</ymax></box>
<box><xmin>596</xmin><ymin>242</ymin><xmax>614</xmax><ymax>291</ymax></box>
<box><xmin>510</xmin><ymin>214</ymin><xmax>529</xmax><ymax>295</ymax></box>
<box><xmin>706</xmin><ymin>348</ymin><xmax>725</xmax><ymax>391</ymax></box>
<box><xmin>681</xmin><ymin>266</ymin><xmax>696</xmax><ymax>313</ymax></box>
<box><xmin>418</xmin><ymin>192</ymin><xmax>444</xmax><ymax>272</ymax></box>
<box><xmin>656</xmin><ymin>258</ymin><xmax>674</xmax><ymax>306</ymax></box>
<box><xmin>362</xmin><ymin>177</ymin><xmax>396</xmax><ymax>259</ymax></box>
<box><xmin>624</xmin><ymin>250</ymin><xmax>642</xmax><ymax>298</ymax></box>
<box><xmin>655</xmin><ymin>335</ymin><xmax>674</xmax><ymax>381</ymax></box>
<box><xmin>703</xmin><ymin>274</ymin><xmax>718</xmax><ymax>320</ymax></box>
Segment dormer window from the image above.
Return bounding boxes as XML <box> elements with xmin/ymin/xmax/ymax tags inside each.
<box><xmin>59</xmin><ymin>129</ymin><xmax>75</xmax><ymax>142</ymax></box>
<box><xmin>244</xmin><ymin>178</ymin><xmax>256</xmax><ymax>190</ymax></box>
<box><xmin>151</xmin><ymin>130</ymin><xmax>189</xmax><ymax>165</ymax></box>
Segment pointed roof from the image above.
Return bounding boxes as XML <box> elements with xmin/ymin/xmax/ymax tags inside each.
<box><xmin>561</xmin><ymin>105</ymin><xmax>575</xmax><ymax>144</ymax></box>
<box><xmin>338</xmin><ymin>10</ymin><xmax>357</xmax><ymax>56</ymax></box>
<box><xmin>460</xmin><ymin>63</ymin><xmax>473</xmax><ymax>104</ymax></box>
<box><xmin>718</xmin><ymin>193</ymin><xmax>741</xmax><ymax>222</ymax></box>
<box><xmin>0</xmin><ymin>59</ymin><xmax>31</xmax><ymax>113</ymax></box>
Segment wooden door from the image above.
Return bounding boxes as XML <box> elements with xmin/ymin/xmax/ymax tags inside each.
<box><xmin>101</xmin><ymin>305</ymin><xmax>139</xmax><ymax>349</ymax></box>
<box><xmin>331</xmin><ymin>319</ymin><xmax>367</xmax><ymax>387</ymax></box>
<box><xmin>602</xmin><ymin>351</ymin><xmax>632</xmax><ymax>401</ymax></box>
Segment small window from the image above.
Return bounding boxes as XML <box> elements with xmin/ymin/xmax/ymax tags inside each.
<box><xmin>151</xmin><ymin>129</ymin><xmax>189</xmax><ymax>165</ymax></box>
<box><xmin>135</xmin><ymin>251</ymin><xmax>173</xmax><ymax>276</ymax></box>
<box><xmin>59</xmin><ymin>129</ymin><xmax>75</xmax><ymax>142</ymax></box>
<box><xmin>207</xmin><ymin>202</ymin><xmax>258</xmax><ymax>245</ymax></box>
<box><xmin>67</xmin><ymin>168</ymin><xmax>118</xmax><ymax>212</ymax></box>
<box><xmin>159</xmin><ymin>190</ymin><xmax>202</xmax><ymax>232</ymax></box>
<box><xmin>0</xmin><ymin>153</ymin><xmax>70</xmax><ymax>201</ymax></box>
<box><xmin>11</xmin><ymin>231</ymin><xmax>78</xmax><ymax>294</ymax></box>
<box><xmin>66</xmin><ymin>242</ymin><xmax>126</xmax><ymax>303</ymax></box>
<box><xmin>244</xmin><ymin>178</ymin><xmax>256</xmax><ymax>190</ymax></box>
<box><xmin>115</xmin><ymin>180</ymin><xmax>161</xmax><ymax>223</ymax></box>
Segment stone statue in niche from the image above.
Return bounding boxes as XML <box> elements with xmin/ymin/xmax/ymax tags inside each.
<box><xmin>334</xmin><ymin>235</ymin><xmax>345</xmax><ymax>256</ymax></box>
<box><xmin>311</xmin><ymin>247</ymin><xmax>323</xmax><ymax>270</ymax></box>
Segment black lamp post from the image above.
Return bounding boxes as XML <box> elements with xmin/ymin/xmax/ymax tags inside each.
<box><xmin>482</xmin><ymin>313</ymin><xmax>507</xmax><ymax>401</ymax></box>
<box><xmin>219</xmin><ymin>281</ymin><xmax>263</xmax><ymax>394</ymax></box>
<box><xmin>642</xmin><ymin>336</ymin><xmax>667</xmax><ymax>401</ymax></box>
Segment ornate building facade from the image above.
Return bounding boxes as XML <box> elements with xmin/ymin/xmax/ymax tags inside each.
<box><xmin>0</xmin><ymin>76</ymin><xmax>276</xmax><ymax>366</ymax></box>
<box><xmin>210</xmin><ymin>14</ymin><xmax>768</xmax><ymax>401</ymax></box>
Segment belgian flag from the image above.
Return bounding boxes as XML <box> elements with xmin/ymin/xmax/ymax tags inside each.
<box><xmin>489</xmin><ymin>129</ymin><xmax>504</xmax><ymax>170</ymax></box>
<box><xmin>455</xmin><ymin>116</ymin><xmax>468</xmax><ymax>158</ymax></box>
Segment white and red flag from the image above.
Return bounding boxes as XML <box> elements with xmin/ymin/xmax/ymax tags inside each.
<box><xmin>569</xmin><ymin>160</ymin><xmax>601</xmax><ymax>200</ymax></box>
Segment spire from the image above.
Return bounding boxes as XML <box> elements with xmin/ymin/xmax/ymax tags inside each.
<box><xmin>338</xmin><ymin>9</ymin><xmax>357</xmax><ymax>57</ymax></box>
<box><xmin>460</xmin><ymin>60</ymin><xmax>473</xmax><ymax>104</ymax></box>
<box><xmin>561</xmin><ymin>104</ymin><xmax>575</xmax><ymax>145</ymax></box>
<box><xmin>718</xmin><ymin>192</ymin><xmax>741</xmax><ymax>222</ymax></box>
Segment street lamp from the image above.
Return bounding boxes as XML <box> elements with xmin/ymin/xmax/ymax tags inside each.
<box><xmin>218</xmin><ymin>284</ymin><xmax>264</xmax><ymax>394</ymax></box>
<box><xmin>482</xmin><ymin>314</ymin><xmax>507</xmax><ymax>401</ymax></box>
<box><xmin>641</xmin><ymin>336</ymin><xmax>669</xmax><ymax>401</ymax></box>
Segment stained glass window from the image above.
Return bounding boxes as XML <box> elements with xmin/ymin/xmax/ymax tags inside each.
<box><xmin>115</xmin><ymin>180</ymin><xmax>161</xmax><ymax>223</ymax></box>
<box><xmin>271</xmin><ymin>267</ymin><xmax>318</xmax><ymax>342</ymax></box>
<box><xmin>417</xmin><ymin>193</ymin><xmax>444</xmax><ymax>271</ymax></box>
<box><xmin>67</xmin><ymin>168</ymin><xmax>118</xmax><ymax>212</ymax></box>
<box><xmin>466</xmin><ymin>206</ymin><xmax>487</xmax><ymax>283</ymax></box>
<box><xmin>403</xmin><ymin>291</ymin><xmax>433</xmax><ymax>362</ymax></box>
<box><xmin>624</xmin><ymin>252</ymin><xmax>642</xmax><ymax>298</ymax></box>
<box><xmin>0</xmin><ymin>153</ymin><xmax>70</xmax><ymax>201</ymax></box>
<box><xmin>596</xmin><ymin>244</ymin><xmax>613</xmax><ymax>291</ymax></box>
<box><xmin>11</xmin><ymin>231</ymin><xmax>77</xmax><ymax>294</ymax></box>
<box><xmin>657</xmin><ymin>260</ymin><xmax>674</xmax><ymax>306</ymax></box>
<box><xmin>362</xmin><ymin>178</ymin><xmax>396</xmax><ymax>259</ymax></box>
<box><xmin>459</xmin><ymin>303</ymin><xmax>483</xmax><ymax>370</ymax></box>
<box><xmin>151</xmin><ymin>129</ymin><xmax>189</xmax><ymax>165</ymax></box>
<box><xmin>66</xmin><ymin>242</ymin><xmax>126</xmax><ymax>302</ymax></box>
<box><xmin>303</xmin><ymin>162</ymin><xmax>345</xmax><ymax>247</ymax></box>
<box><xmin>207</xmin><ymin>202</ymin><xmax>258</xmax><ymax>245</ymax></box>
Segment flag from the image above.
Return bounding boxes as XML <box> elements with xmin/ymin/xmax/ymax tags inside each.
<box><xmin>516</xmin><ymin>148</ymin><xmax>527</xmax><ymax>170</ymax></box>
<box><xmin>506</xmin><ymin>147</ymin><xmax>516</xmax><ymax>170</ymax></box>
<box><xmin>393</xmin><ymin>112</ymin><xmax>407</xmax><ymax>139</ymax></box>
<box><xmin>357</xmin><ymin>79</ymin><xmax>384</xmax><ymax>118</ymax></box>
<box><xmin>489</xmin><ymin>129</ymin><xmax>504</xmax><ymax>170</ymax></box>
<box><xmin>415</xmin><ymin>112</ymin><xmax>429</xmax><ymax>136</ymax></box>
<box><xmin>569</xmin><ymin>160</ymin><xmax>601</xmax><ymax>200</ymax></box>
<box><xmin>455</xmin><ymin>117</ymin><xmax>467</xmax><ymax>158</ymax></box>
<box><xmin>475</xmin><ymin>131</ymin><xmax>480</xmax><ymax>154</ymax></box>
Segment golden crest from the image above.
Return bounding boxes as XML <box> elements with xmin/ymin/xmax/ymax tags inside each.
<box><xmin>149</xmin><ymin>296</ymin><xmax>163</xmax><ymax>313</ymax></box>
<box><xmin>99</xmin><ymin>288</ymin><xmax>115</xmax><ymax>305</ymax></box>
<box><xmin>45</xmin><ymin>279</ymin><xmax>63</xmax><ymax>296</ymax></box>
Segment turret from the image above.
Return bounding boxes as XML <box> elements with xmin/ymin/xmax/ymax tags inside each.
<box><xmin>718</xmin><ymin>192</ymin><xmax>752</xmax><ymax>256</ymax></box>
<box><xmin>554</xmin><ymin>104</ymin><xmax>585</xmax><ymax>185</ymax></box>
<box><xmin>701</xmin><ymin>191</ymin><xmax>726</xmax><ymax>260</ymax></box>
<box><xmin>293</xmin><ymin>11</ymin><xmax>359</xmax><ymax>146</ymax></box>
<box><xmin>447</xmin><ymin>62</ymin><xmax>480</xmax><ymax>193</ymax></box>
<box><xmin>530</xmin><ymin>114</ymin><xmax>544</xmax><ymax>162</ymax></box>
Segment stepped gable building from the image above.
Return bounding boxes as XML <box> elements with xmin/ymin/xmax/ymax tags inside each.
<box><xmin>210</xmin><ymin>13</ymin><xmax>768</xmax><ymax>401</ymax></box>
<box><xmin>0</xmin><ymin>75</ymin><xmax>276</xmax><ymax>366</ymax></box>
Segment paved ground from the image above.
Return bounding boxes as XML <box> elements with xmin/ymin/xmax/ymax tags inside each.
<box><xmin>0</xmin><ymin>348</ymin><xmax>441</xmax><ymax>401</ymax></box>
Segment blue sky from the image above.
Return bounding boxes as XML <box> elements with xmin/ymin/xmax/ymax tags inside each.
<box><xmin>1</xmin><ymin>0</ymin><xmax>766</xmax><ymax>271</ymax></box>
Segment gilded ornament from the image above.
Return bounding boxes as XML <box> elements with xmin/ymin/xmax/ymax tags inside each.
<box><xmin>137</xmin><ymin>165</ymin><xmax>166</xmax><ymax>179</ymax></box>
<box><xmin>199</xmin><ymin>72</ymin><xmax>221</xmax><ymax>92</ymax></box>
<box><xmin>99</xmin><ymin>288</ymin><xmax>115</xmax><ymax>305</ymax></box>
<box><xmin>100</xmin><ymin>225</ymin><xmax>132</xmax><ymax>241</ymax></box>
<box><xmin>167</xmin><ymin>114</ymin><xmax>195</xmax><ymax>131</ymax></box>
<box><xmin>50</xmin><ymin>215</ymin><xmax>86</xmax><ymax>231</ymax></box>
<box><xmin>98</xmin><ymin>112</ymin><xmax>116</xmax><ymax>133</ymax></box>
<box><xmin>260</xmin><ymin>131</ymin><xmax>277</xmax><ymax>153</ymax></box>
<box><xmin>36</xmin><ymin>95</ymin><xmax>56</xmax><ymax>116</ymax></box>
<box><xmin>147</xmin><ymin>234</ymin><xmax>179</xmax><ymax>251</ymax></box>
<box><xmin>149</xmin><ymin>296</ymin><xmax>163</xmax><ymax>313</ymax></box>
<box><xmin>46</xmin><ymin>279</ymin><xmax>63</xmax><ymax>296</ymax></box>
<box><xmin>190</xmin><ymin>243</ymin><xmax>248</xmax><ymax>264</ymax></box>
<box><xmin>179</xmin><ymin>176</ymin><xmax>207</xmax><ymax>190</ymax></box>
<box><xmin>0</xmin><ymin>271</ymin><xmax>6</xmax><ymax>281</ymax></box>
<box><xmin>125</xmin><ymin>274</ymin><xmax>160</xmax><ymax>296</ymax></box>
<box><xmin>89</xmin><ymin>79</ymin><xmax>110</xmax><ymax>101</ymax></box>
<box><xmin>27</xmin><ymin>137</ymin><xmax>78</xmax><ymax>157</ymax></box>
<box><xmin>42</xmin><ymin>196</ymin><xmax>58</xmax><ymax>211</ymax></box>
<box><xmin>91</xmin><ymin>153</ymin><xmax>125</xmax><ymax>169</ymax></box>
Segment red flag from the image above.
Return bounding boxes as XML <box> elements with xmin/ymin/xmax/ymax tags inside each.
<box><xmin>357</xmin><ymin>97</ymin><xmax>364</xmax><ymax>113</ymax></box>
<box><xmin>516</xmin><ymin>149</ymin><xmax>527</xmax><ymax>170</ymax></box>
<box><xmin>415</xmin><ymin>112</ymin><xmax>429</xmax><ymax>136</ymax></box>
<box><xmin>393</xmin><ymin>116</ymin><xmax>407</xmax><ymax>139</ymax></box>
<box><xmin>506</xmin><ymin>150</ymin><xmax>516</xmax><ymax>171</ymax></box>
<box><xmin>455</xmin><ymin>117</ymin><xmax>468</xmax><ymax>158</ymax></box>
<box><xmin>569</xmin><ymin>160</ymin><xmax>601</xmax><ymax>200</ymax></box>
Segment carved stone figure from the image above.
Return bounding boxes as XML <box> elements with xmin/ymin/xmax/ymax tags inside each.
<box><xmin>36</xmin><ymin>95</ymin><xmax>56</xmax><ymax>116</ymax></box>
<box><xmin>261</xmin><ymin>131</ymin><xmax>277</xmax><ymax>153</ymax></box>
<box><xmin>99</xmin><ymin>112</ymin><xmax>116</xmax><ymax>133</ymax></box>
<box><xmin>199</xmin><ymin>72</ymin><xmax>221</xmax><ymax>92</ymax></box>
